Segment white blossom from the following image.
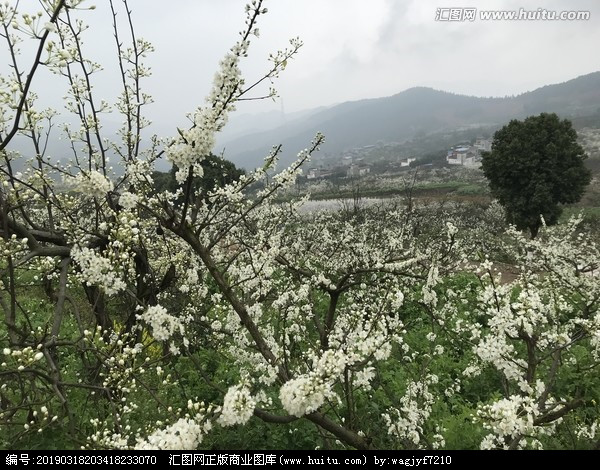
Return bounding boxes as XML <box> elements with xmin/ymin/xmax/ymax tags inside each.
<box><xmin>71</xmin><ymin>246</ymin><xmax>126</xmax><ymax>296</ymax></box>
<box><xmin>134</xmin><ymin>418</ymin><xmax>205</xmax><ymax>450</ymax></box>
<box><xmin>218</xmin><ymin>385</ymin><xmax>257</xmax><ymax>426</ymax></box>
<box><xmin>73</xmin><ymin>171</ymin><xmax>113</xmax><ymax>198</ymax></box>
<box><xmin>138</xmin><ymin>305</ymin><xmax>185</xmax><ymax>342</ymax></box>
<box><xmin>119</xmin><ymin>191</ymin><xmax>138</xmax><ymax>211</ymax></box>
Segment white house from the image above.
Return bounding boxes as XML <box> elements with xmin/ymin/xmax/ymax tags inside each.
<box><xmin>474</xmin><ymin>138</ymin><xmax>492</xmax><ymax>153</ymax></box>
<box><xmin>347</xmin><ymin>164</ymin><xmax>371</xmax><ymax>177</ymax></box>
<box><xmin>399</xmin><ymin>157</ymin><xmax>416</xmax><ymax>167</ymax></box>
<box><xmin>446</xmin><ymin>145</ymin><xmax>481</xmax><ymax>167</ymax></box>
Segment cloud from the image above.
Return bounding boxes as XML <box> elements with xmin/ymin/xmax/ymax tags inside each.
<box><xmin>1</xmin><ymin>0</ymin><xmax>598</xmax><ymax>130</ymax></box>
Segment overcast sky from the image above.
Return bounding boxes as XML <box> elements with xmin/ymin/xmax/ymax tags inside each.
<box><xmin>3</xmin><ymin>0</ymin><xmax>600</xmax><ymax>132</ymax></box>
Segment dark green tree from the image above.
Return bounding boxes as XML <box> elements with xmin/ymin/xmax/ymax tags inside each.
<box><xmin>152</xmin><ymin>154</ymin><xmax>245</xmax><ymax>204</ymax></box>
<box><xmin>481</xmin><ymin>113</ymin><xmax>591</xmax><ymax>238</ymax></box>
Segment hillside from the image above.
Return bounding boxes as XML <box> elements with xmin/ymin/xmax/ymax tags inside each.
<box><xmin>219</xmin><ymin>71</ymin><xmax>600</xmax><ymax>170</ymax></box>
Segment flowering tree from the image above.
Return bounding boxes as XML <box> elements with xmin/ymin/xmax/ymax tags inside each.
<box><xmin>1</xmin><ymin>0</ymin><xmax>599</xmax><ymax>450</ymax></box>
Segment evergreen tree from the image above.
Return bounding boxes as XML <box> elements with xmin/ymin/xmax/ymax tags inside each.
<box><xmin>481</xmin><ymin>113</ymin><xmax>591</xmax><ymax>237</ymax></box>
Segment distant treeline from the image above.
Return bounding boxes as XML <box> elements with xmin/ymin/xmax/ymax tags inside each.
<box><xmin>152</xmin><ymin>154</ymin><xmax>245</xmax><ymax>203</ymax></box>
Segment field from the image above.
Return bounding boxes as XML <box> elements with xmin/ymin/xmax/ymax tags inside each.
<box><xmin>2</xmin><ymin>187</ymin><xmax>600</xmax><ymax>450</ymax></box>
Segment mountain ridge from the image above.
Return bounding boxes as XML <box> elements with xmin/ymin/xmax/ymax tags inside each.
<box><xmin>219</xmin><ymin>71</ymin><xmax>600</xmax><ymax>169</ymax></box>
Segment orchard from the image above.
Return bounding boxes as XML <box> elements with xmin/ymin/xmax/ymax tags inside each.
<box><xmin>0</xmin><ymin>1</ymin><xmax>599</xmax><ymax>450</ymax></box>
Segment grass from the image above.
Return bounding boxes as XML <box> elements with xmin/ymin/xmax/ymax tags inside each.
<box><xmin>560</xmin><ymin>205</ymin><xmax>600</xmax><ymax>221</ymax></box>
<box><xmin>280</xmin><ymin>181</ymin><xmax>488</xmax><ymax>202</ymax></box>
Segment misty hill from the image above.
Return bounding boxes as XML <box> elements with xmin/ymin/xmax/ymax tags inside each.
<box><xmin>217</xmin><ymin>106</ymin><xmax>328</xmax><ymax>145</ymax></box>
<box><xmin>219</xmin><ymin>71</ymin><xmax>600</xmax><ymax>170</ymax></box>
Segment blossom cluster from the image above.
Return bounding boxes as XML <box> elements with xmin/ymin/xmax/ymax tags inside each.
<box><xmin>134</xmin><ymin>417</ymin><xmax>206</xmax><ymax>450</ymax></box>
<box><xmin>1</xmin><ymin>345</ymin><xmax>44</xmax><ymax>369</ymax></box>
<box><xmin>71</xmin><ymin>245</ymin><xmax>126</xmax><ymax>296</ymax></box>
<box><xmin>73</xmin><ymin>170</ymin><xmax>113</xmax><ymax>199</ymax></box>
<box><xmin>477</xmin><ymin>393</ymin><xmax>559</xmax><ymax>450</ymax></box>
<box><xmin>218</xmin><ymin>385</ymin><xmax>258</xmax><ymax>426</ymax></box>
<box><xmin>165</xmin><ymin>4</ymin><xmax>268</xmax><ymax>179</ymax></box>
<box><xmin>382</xmin><ymin>375</ymin><xmax>439</xmax><ymax>447</ymax></box>
<box><xmin>137</xmin><ymin>304</ymin><xmax>186</xmax><ymax>344</ymax></box>
<box><xmin>279</xmin><ymin>350</ymin><xmax>346</xmax><ymax>417</ymax></box>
